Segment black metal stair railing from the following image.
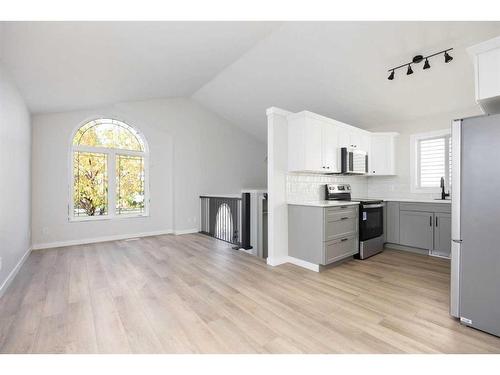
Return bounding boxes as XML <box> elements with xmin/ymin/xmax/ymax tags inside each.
<box><xmin>200</xmin><ymin>195</ymin><xmax>242</xmax><ymax>245</ymax></box>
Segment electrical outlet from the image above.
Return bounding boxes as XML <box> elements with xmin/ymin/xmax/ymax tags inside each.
<box><xmin>42</xmin><ymin>227</ymin><xmax>49</xmax><ymax>236</ymax></box>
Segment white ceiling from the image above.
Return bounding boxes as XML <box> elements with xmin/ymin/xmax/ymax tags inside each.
<box><xmin>193</xmin><ymin>22</ymin><xmax>500</xmax><ymax>140</ymax></box>
<box><xmin>2</xmin><ymin>22</ymin><xmax>500</xmax><ymax>140</ymax></box>
<box><xmin>0</xmin><ymin>21</ymin><xmax>279</xmax><ymax>113</ymax></box>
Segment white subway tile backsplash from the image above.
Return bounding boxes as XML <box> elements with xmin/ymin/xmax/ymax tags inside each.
<box><xmin>286</xmin><ymin>173</ymin><xmax>368</xmax><ymax>202</ymax></box>
<box><xmin>287</xmin><ymin>173</ymin><xmax>441</xmax><ymax>202</ymax></box>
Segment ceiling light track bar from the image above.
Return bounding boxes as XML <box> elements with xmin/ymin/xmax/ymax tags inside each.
<box><xmin>387</xmin><ymin>48</ymin><xmax>453</xmax><ymax>80</ymax></box>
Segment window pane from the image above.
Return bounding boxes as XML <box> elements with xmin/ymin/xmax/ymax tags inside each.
<box><xmin>419</xmin><ymin>137</ymin><xmax>445</xmax><ymax>188</ymax></box>
<box><xmin>116</xmin><ymin>155</ymin><xmax>145</xmax><ymax>215</ymax></box>
<box><xmin>73</xmin><ymin>119</ymin><xmax>144</xmax><ymax>151</ymax></box>
<box><xmin>73</xmin><ymin>152</ymin><xmax>108</xmax><ymax>217</ymax></box>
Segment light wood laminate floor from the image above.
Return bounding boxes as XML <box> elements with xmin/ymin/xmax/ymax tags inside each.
<box><xmin>1</xmin><ymin>233</ymin><xmax>499</xmax><ymax>353</ymax></box>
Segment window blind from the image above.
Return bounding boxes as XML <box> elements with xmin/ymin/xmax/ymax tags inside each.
<box><xmin>419</xmin><ymin>137</ymin><xmax>446</xmax><ymax>188</ymax></box>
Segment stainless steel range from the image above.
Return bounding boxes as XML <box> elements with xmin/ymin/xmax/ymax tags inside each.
<box><xmin>325</xmin><ymin>183</ymin><xmax>384</xmax><ymax>259</ymax></box>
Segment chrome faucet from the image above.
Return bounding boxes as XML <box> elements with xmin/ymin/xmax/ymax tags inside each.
<box><xmin>440</xmin><ymin>177</ymin><xmax>450</xmax><ymax>200</ymax></box>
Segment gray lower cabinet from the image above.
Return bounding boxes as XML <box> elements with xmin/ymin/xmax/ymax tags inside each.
<box><xmin>288</xmin><ymin>204</ymin><xmax>359</xmax><ymax>266</ymax></box>
<box><xmin>385</xmin><ymin>202</ymin><xmax>400</xmax><ymax>244</ymax></box>
<box><xmin>324</xmin><ymin>235</ymin><xmax>357</xmax><ymax>264</ymax></box>
<box><xmin>433</xmin><ymin>212</ymin><xmax>451</xmax><ymax>257</ymax></box>
<box><xmin>399</xmin><ymin>210</ymin><xmax>433</xmax><ymax>250</ymax></box>
<box><xmin>385</xmin><ymin>202</ymin><xmax>451</xmax><ymax>257</ymax></box>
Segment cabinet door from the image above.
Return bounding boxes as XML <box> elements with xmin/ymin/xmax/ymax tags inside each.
<box><xmin>321</xmin><ymin>123</ymin><xmax>339</xmax><ymax>172</ymax></box>
<box><xmin>337</xmin><ymin>127</ymin><xmax>350</xmax><ymax>148</ymax></box>
<box><xmin>385</xmin><ymin>202</ymin><xmax>400</xmax><ymax>244</ymax></box>
<box><xmin>433</xmin><ymin>212</ymin><xmax>451</xmax><ymax>257</ymax></box>
<box><xmin>399</xmin><ymin>210</ymin><xmax>434</xmax><ymax>251</ymax></box>
<box><xmin>303</xmin><ymin>118</ymin><xmax>323</xmax><ymax>172</ymax></box>
<box><xmin>478</xmin><ymin>48</ymin><xmax>500</xmax><ymax>100</ymax></box>
<box><xmin>359</xmin><ymin>132</ymin><xmax>371</xmax><ymax>152</ymax></box>
<box><xmin>288</xmin><ymin>116</ymin><xmax>323</xmax><ymax>172</ymax></box>
<box><xmin>349</xmin><ymin>131</ymin><xmax>361</xmax><ymax>148</ymax></box>
<box><xmin>369</xmin><ymin>133</ymin><xmax>396</xmax><ymax>175</ymax></box>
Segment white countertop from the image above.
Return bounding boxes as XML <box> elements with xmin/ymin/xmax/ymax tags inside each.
<box><xmin>288</xmin><ymin>197</ymin><xmax>451</xmax><ymax>207</ymax></box>
<box><xmin>367</xmin><ymin>197</ymin><xmax>451</xmax><ymax>204</ymax></box>
<box><xmin>288</xmin><ymin>200</ymin><xmax>360</xmax><ymax>207</ymax></box>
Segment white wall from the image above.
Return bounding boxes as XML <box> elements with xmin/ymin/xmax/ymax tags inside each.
<box><xmin>0</xmin><ymin>64</ymin><xmax>31</xmax><ymax>295</ymax></box>
<box><xmin>266</xmin><ymin>107</ymin><xmax>290</xmax><ymax>266</ymax></box>
<box><xmin>366</xmin><ymin>107</ymin><xmax>482</xmax><ymax>200</ymax></box>
<box><xmin>31</xmin><ymin>97</ymin><xmax>266</xmax><ymax>248</ymax></box>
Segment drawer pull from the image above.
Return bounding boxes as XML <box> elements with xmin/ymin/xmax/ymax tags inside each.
<box><xmin>341</xmin><ymin>217</ymin><xmax>349</xmax><ymax>220</ymax></box>
<box><xmin>341</xmin><ymin>238</ymin><xmax>349</xmax><ymax>242</ymax></box>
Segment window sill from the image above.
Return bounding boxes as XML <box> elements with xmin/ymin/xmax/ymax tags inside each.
<box><xmin>69</xmin><ymin>214</ymin><xmax>149</xmax><ymax>222</ymax></box>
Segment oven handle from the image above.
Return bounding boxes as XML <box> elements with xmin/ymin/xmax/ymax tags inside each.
<box><xmin>361</xmin><ymin>203</ymin><xmax>384</xmax><ymax>209</ymax></box>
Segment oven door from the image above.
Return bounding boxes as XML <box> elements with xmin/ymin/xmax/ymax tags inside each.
<box><xmin>359</xmin><ymin>203</ymin><xmax>384</xmax><ymax>241</ymax></box>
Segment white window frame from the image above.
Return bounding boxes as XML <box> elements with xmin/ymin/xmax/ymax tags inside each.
<box><xmin>69</xmin><ymin>118</ymin><xmax>150</xmax><ymax>222</ymax></box>
<box><xmin>410</xmin><ymin>128</ymin><xmax>451</xmax><ymax>194</ymax></box>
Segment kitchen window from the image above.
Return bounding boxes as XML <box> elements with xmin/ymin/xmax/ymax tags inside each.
<box><xmin>410</xmin><ymin>129</ymin><xmax>451</xmax><ymax>193</ymax></box>
<box><xmin>70</xmin><ymin>118</ymin><xmax>149</xmax><ymax>221</ymax></box>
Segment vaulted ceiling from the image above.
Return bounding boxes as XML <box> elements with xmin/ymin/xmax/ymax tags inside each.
<box><xmin>2</xmin><ymin>21</ymin><xmax>500</xmax><ymax>141</ymax></box>
<box><xmin>0</xmin><ymin>21</ymin><xmax>279</xmax><ymax>114</ymax></box>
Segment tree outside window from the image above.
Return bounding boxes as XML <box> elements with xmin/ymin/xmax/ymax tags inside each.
<box><xmin>71</xmin><ymin>119</ymin><xmax>148</xmax><ymax>220</ymax></box>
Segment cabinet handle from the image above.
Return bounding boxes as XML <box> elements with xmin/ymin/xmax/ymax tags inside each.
<box><xmin>341</xmin><ymin>217</ymin><xmax>349</xmax><ymax>220</ymax></box>
<box><xmin>341</xmin><ymin>238</ymin><xmax>348</xmax><ymax>242</ymax></box>
<box><xmin>436</xmin><ymin>216</ymin><xmax>438</xmax><ymax>227</ymax></box>
<box><xmin>430</xmin><ymin>216</ymin><xmax>432</xmax><ymax>227</ymax></box>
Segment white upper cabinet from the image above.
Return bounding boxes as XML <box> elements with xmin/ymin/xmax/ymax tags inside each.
<box><xmin>288</xmin><ymin>112</ymin><xmax>340</xmax><ymax>173</ymax></box>
<box><xmin>369</xmin><ymin>132</ymin><xmax>398</xmax><ymax>176</ymax></box>
<box><xmin>468</xmin><ymin>36</ymin><xmax>500</xmax><ymax>114</ymax></box>
<box><xmin>287</xmin><ymin>111</ymin><xmax>396</xmax><ymax>176</ymax></box>
<box><xmin>321</xmin><ymin>122</ymin><xmax>338</xmax><ymax>172</ymax></box>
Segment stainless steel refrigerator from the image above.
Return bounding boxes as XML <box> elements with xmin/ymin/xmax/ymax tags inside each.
<box><xmin>451</xmin><ymin>114</ymin><xmax>500</xmax><ymax>337</ymax></box>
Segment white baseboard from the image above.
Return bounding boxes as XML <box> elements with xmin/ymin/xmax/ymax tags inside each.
<box><xmin>286</xmin><ymin>256</ymin><xmax>320</xmax><ymax>272</ymax></box>
<box><xmin>173</xmin><ymin>228</ymin><xmax>199</xmax><ymax>235</ymax></box>
<box><xmin>0</xmin><ymin>247</ymin><xmax>32</xmax><ymax>298</ymax></box>
<box><xmin>266</xmin><ymin>255</ymin><xmax>320</xmax><ymax>272</ymax></box>
<box><xmin>31</xmin><ymin>229</ymin><xmax>174</xmax><ymax>250</ymax></box>
<box><xmin>266</xmin><ymin>256</ymin><xmax>289</xmax><ymax>267</ymax></box>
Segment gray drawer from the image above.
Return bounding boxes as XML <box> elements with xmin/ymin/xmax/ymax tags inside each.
<box><xmin>324</xmin><ymin>217</ymin><xmax>357</xmax><ymax>241</ymax></box>
<box><xmin>323</xmin><ymin>235</ymin><xmax>358</xmax><ymax>265</ymax></box>
<box><xmin>325</xmin><ymin>206</ymin><xmax>358</xmax><ymax>215</ymax></box>
<box><xmin>399</xmin><ymin>202</ymin><xmax>451</xmax><ymax>214</ymax></box>
<box><xmin>325</xmin><ymin>208</ymin><xmax>358</xmax><ymax>222</ymax></box>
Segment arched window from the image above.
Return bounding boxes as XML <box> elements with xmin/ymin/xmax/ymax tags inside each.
<box><xmin>70</xmin><ymin>118</ymin><xmax>148</xmax><ymax>220</ymax></box>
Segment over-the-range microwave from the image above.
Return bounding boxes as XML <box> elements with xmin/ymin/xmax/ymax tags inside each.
<box><xmin>341</xmin><ymin>147</ymin><xmax>368</xmax><ymax>174</ymax></box>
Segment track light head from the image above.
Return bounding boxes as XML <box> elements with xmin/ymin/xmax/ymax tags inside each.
<box><xmin>423</xmin><ymin>58</ymin><xmax>430</xmax><ymax>70</ymax></box>
<box><xmin>407</xmin><ymin>64</ymin><xmax>413</xmax><ymax>75</ymax></box>
<box><xmin>388</xmin><ymin>70</ymin><xmax>395</xmax><ymax>80</ymax></box>
<box><xmin>444</xmin><ymin>51</ymin><xmax>453</xmax><ymax>63</ymax></box>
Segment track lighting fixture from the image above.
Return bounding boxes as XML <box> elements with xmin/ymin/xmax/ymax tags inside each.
<box><xmin>444</xmin><ymin>51</ymin><xmax>453</xmax><ymax>63</ymax></box>
<box><xmin>387</xmin><ymin>48</ymin><xmax>453</xmax><ymax>80</ymax></box>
